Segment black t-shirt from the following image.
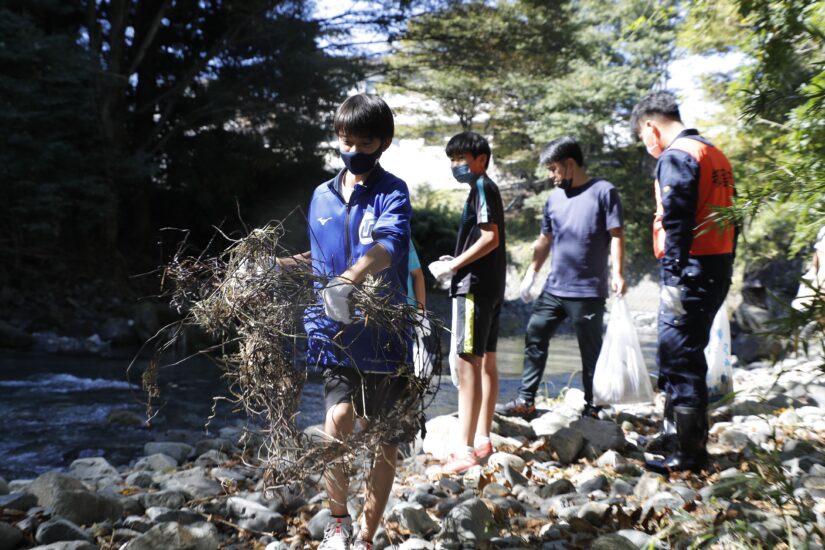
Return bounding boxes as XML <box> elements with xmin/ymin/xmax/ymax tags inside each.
<box><xmin>450</xmin><ymin>175</ymin><xmax>506</xmax><ymax>298</ymax></box>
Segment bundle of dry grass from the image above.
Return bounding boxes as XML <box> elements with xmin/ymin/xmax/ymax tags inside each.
<box><xmin>152</xmin><ymin>222</ymin><xmax>442</xmax><ymax>489</ymax></box>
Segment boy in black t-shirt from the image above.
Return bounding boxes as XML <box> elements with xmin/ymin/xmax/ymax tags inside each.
<box><xmin>428</xmin><ymin>132</ymin><xmax>506</xmax><ymax>474</ymax></box>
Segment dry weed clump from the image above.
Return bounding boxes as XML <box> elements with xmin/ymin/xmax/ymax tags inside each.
<box><xmin>148</xmin><ymin>222</ymin><xmax>442</xmax><ymax>490</ymax></box>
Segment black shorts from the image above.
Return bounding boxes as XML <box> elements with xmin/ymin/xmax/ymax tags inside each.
<box><xmin>451</xmin><ymin>293</ymin><xmax>501</xmax><ymax>357</ymax></box>
<box><xmin>323</xmin><ymin>367</ymin><xmax>411</xmax><ymax>419</ymax></box>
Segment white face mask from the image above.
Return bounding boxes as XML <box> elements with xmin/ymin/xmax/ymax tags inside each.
<box><xmin>642</xmin><ymin>125</ymin><xmax>664</xmax><ymax>159</ymax></box>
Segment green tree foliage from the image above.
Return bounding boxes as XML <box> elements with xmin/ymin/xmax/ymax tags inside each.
<box><xmin>384</xmin><ymin>0</ymin><xmax>679</xmax><ymax>276</ymax></box>
<box><xmin>680</xmin><ymin>0</ymin><xmax>825</xmax><ymax>256</ymax></box>
<box><xmin>0</xmin><ymin>2</ymin><xmax>112</xmax><ymax>280</ymax></box>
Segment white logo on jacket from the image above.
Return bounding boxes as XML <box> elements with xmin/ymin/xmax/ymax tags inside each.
<box><xmin>318</xmin><ymin>216</ymin><xmax>333</xmax><ymax>226</ymax></box>
<box><xmin>359</xmin><ymin>212</ymin><xmax>376</xmax><ymax>244</ymax></box>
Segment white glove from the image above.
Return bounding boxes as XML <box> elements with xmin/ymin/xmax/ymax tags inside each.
<box><xmin>660</xmin><ymin>285</ymin><xmax>686</xmax><ymax>316</ymax></box>
<box><xmin>413</xmin><ymin>314</ymin><xmax>434</xmax><ymax>379</ymax></box>
<box><xmin>519</xmin><ymin>268</ymin><xmax>538</xmax><ymax>303</ymax></box>
<box><xmin>428</xmin><ymin>256</ymin><xmax>455</xmax><ymax>290</ymax></box>
<box><xmin>321</xmin><ymin>277</ymin><xmax>355</xmax><ymax>324</ymax></box>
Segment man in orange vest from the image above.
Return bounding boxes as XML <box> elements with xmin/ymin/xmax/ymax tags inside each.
<box><xmin>630</xmin><ymin>92</ymin><xmax>736</xmax><ymax>473</ymax></box>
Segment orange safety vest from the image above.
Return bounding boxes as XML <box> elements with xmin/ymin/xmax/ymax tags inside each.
<box><xmin>653</xmin><ymin>137</ymin><xmax>735</xmax><ymax>259</ymax></box>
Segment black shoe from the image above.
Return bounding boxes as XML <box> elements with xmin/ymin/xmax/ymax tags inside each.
<box><xmin>581</xmin><ymin>403</ymin><xmax>603</xmax><ymax>419</ymax></box>
<box><xmin>646</xmin><ymin>406</ymin><xmax>708</xmax><ymax>474</ymax></box>
<box><xmin>495</xmin><ymin>397</ymin><xmax>536</xmax><ymax>418</ymax></box>
<box><xmin>644</xmin><ymin>395</ymin><xmax>678</xmax><ymax>453</ymax></box>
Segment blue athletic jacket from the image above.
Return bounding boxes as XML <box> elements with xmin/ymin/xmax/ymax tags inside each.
<box><xmin>305</xmin><ymin>166</ymin><xmax>412</xmax><ymax>373</ymax></box>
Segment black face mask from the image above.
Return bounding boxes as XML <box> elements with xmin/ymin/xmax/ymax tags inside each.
<box><xmin>341</xmin><ymin>149</ymin><xmax>381</xmax><ymax>175</ymax></box>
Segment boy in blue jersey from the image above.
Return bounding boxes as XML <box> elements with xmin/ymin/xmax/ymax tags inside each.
<box><xmin>428</xmin><ymin>131</ymin><xmax>506</xmax><ymax>474</ymax></box>
<box><xmin>279</xmin><ymin>94</ymin><xmax>411</xmax><ymax>550</ymax></box>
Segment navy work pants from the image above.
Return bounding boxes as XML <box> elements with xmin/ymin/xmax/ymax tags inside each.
<box><xmin>657</xmin><ymin>255</ymin><xmax>733</xmax><ymax>408</ymax></box>
<box><xmin>518</xmin><ymin>291</ymin><xmax>605</xmax><ymax>405</ymax></box>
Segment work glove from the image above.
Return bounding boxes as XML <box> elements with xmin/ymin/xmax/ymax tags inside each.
<box><xmin>659</xmin><ymin>285</ymin><xmax>686</xmax><ymax>316</ymax></box>
<box><xmin>519</xmin><ymin>268</ymin><xmax>538</xmax><ymax>303</ymax></box>
<box><xmin>428</xmin><ymin>255</ymin><xmax>455</xmax><ymax>290</ymax></box>
<box><xmin>413</xmin><ymin>313</ymin><xmax>434</xmax><ymax>379</ymax></box>
<box><xmin>321</xmin><ymin>277</ymin><xmax>355</xmax><ymax>324</ymax></box>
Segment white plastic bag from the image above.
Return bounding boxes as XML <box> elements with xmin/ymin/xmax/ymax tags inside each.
<box><xmin>413</xmin><ymin>315</ymin><xmax>435</xmax><ymax>379</ymax></box>
<box><xmin>705</xmin><ymin>304</ymin><xmax>733</xmax><ymax>402</ymax></box>
<box><xmin>593</xmin><ymin>297</ymin><xmax>654</xmax><ymax>405</ymax></box>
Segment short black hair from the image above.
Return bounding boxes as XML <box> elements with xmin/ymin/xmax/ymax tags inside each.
<box><xmin>445</xmin><ymin>131</ymin><xmax>492</xmax><ymax>168</ymax></box>
<box><xmin>334</xmin><ymin>94</ymin><xmax>394</xmax><ymax>141</ymax></box>
<box><xmin>630</xmin><ymin>91</ymin><xmax>682</xmax><ymax>135</ymax></box>
<box><xmin>539</xmin><ymin>136</ymin><xmax>584</xmax><ymax>167</ymax></box>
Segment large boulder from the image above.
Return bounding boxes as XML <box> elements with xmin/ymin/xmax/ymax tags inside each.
<box><xmin>35</xmin><ymin>518</ymin><xmax>93</xmax><ymax>545</ymax></box>
<box><xmin>143</xmin><ymin>443</ymin><xmax>193</xmax><ymax>465</ymax></box>
<box><xmin>569</xmin><ymin>417</ymin><xmax>626</xmax><ymax>451</ymax></box>
<box><xmin>28</xmin><ymin>472</ymin><xmax>122</xmax><ymax>525</ymax></box>
<box><xmin>122</xmin><ymin>521</ymin><xmax>217</xmax><ymax>550</ymax></box>
<box><xmin>0</xmin><ymin>522</ymin><xmax>23</xmax><ymax>550</ymax></box>
<box><xmin>69</xmin><ymin>457</ymin><xmax>122</xmax><ymax>490</ymax></box>
<box><xmin>226</xmin><ymin>497</ymin><xmax>286</xmax><ymax>533</ymax></box>
<box><xmin>438</xmin><ymin>498</ymin><xmax>496</xmax><ymax>544</ymax></box>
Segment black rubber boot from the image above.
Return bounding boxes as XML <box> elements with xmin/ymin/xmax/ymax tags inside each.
<box><xmin>646</xmin><ymin>406</ymin><xmax>708</xmax><ymax>474</ymax></box>
<box><xmin>644</xmin><ymin>395</ymin><xmax>677</xmax><ymax>453</ymax></box>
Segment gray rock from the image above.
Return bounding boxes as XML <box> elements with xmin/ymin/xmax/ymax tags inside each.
<box><xmin>493</xmin><ymin>416</ymin><xmax>536</xmax><ymax>439</ymax></box>
<box><xmin>503</xmin><ymin>463</ymin><xmax>529</xmax><ymax>487</ymax></box>
<box><xmin>642</xmin><ymin>492</ymin><xmax>685</xmax><ymax>515</ymax></box>
<box><xmin>578</xmin><ymin>475</ymin><xmax>608</xmax><ymax>494</ymax></box>
<box><xmin>69</xmin><ymin>458</ymin><xmax>121</xmax><ymax>490</ymax></box>
<box><xmin>143</xmin><ymin>443</ymin><xmax>193</xmax><ymax>465</ymax></box>
<box><xmin>210</xmin><ymin>468</ymin><xmax>246</xmax><ymax>484</ymax></box>
<box><xmin>226</xmin><ymin>497</ymin><xmax>286</xmax><ymax>533</ymax></box>
<box><xmin>194</xmin><ymin>450</ymin><xmax>227</xmax><ymax>469</ymax></box>
<box><xmin>193</xmin><ymin>438</ymin><xmax>236</xmax><ymax>457</ymax></box>
<box><xmin>35</xmin><ymin>518</ymin><xmax>92</xmax><ymax>545</ymax></box>
<box><xmin>138</xmin><ymin>490</ymin><xmax>187</xmax><ymax>510</ymax></box>
<box><xmin>437</xmin><ymin>478</ymin><xmax>463</xmax><ymax>495</ymax></box>
<box><xmin>0</xmin><ymin>491</ymin><xmax>38</xmax><ymax>511</ymax></box>
<box><xmin>133</xmin><ymin>454</ymin><xmax>178</xmax><ymax>472</ymax></box>
<box><xmin>616</xmin><ymin>529</ymin><xmax>661</xmax><ymax>549</ymax></box>
<box><xmin>577</xmin><ymin>502</ymin><xmax>609</xmax><ymax>526</ymax></box>
<box><xmin>121</xmin><ymin>521</ymin><xmax>211</xmax><ymax>550</ymax></box>
<box><xmin>782</xmin><ymin>440</ymin><xmax>819</xmax><ymax>460</ymax></box>
<box><xmin>188</xmin><ymin>522</ymin><xmax>221</xmax><ymax>550</ymax></box>
<box><xmin>596</xmin><ymin>450</ymin><xmax>626</xmax><ymax>468</ymax></box>
<box><xmin>29</xmin><ymin>472</ymin><xmax>87</xmax><ymax>505</ymax></box>
<box><xmin>0</xmin><ymin>522</ymin><xmax>23</xmax><ymax>550</ymax></box>
<box><xmin>0</xmin><ymin>477</ymin><xmax>7</xmax><ymax>496</ymax></box>
<box><xmin>633</xmin><ymin>472</ymin><xmax>666</xmax><ymax>500</ymax></box>
<box><xmin>145</xmin><ymin>507</ymin><xmax>202</xmax><ymax>525</ymax></box>
<box><xmin>591</xmin><ymin>533</ymin><xmax>637</xmax><ymax>550</ymax></box>
<box><xmin>307</xmin><ymin>508</ymin><xmax>331</xmax><ymax>540</ymax></box>
<box><xmin>411</xmin><ymin>491</ymin><xmax>440</xmax><ymax>508</ymax></box>
<box><xmin>569</xmin><ymin>417</ymin><xmax>626</xmax><ymax>451</ymax></box>
<box><xmin>159</xmin><ymin>468</ymin><xmax>222</xmax><ymax>499</ymax></box>
<box><xmin>28</xmin><ymin>543</ymin><xmax>98</xmax><ymax>550</ymax></box>
<box><xmin>439</xmin><ymin>497</ymin><xmax>496</xmax><ymax>543</ymax></box>
<box><xmin>488</xmin><ymin>452</ymin><xmax>526</xmax><ymax>473</ymax></box>
<box><xmin>669</xmin><ymin>485</ymin><xmax>697</xmax><ymax>503</ymax></box>
<box><xmin>548</xmin><ymin>428</ymin><xmax>584</xmax><ymax>464</ymax></box>
<box><xmin>481</xmin><ymin>483</ymin><xmax>509</xmax><ymax>498</ymax></box>
<box><xmin>122</xmin><ymin>516</ymin><xmax>153</xmax><ymax>533</ymax></box>
<box><xmin>397</xmin><ymin>538</ymin><xmax>435</xmax><ymax>549</ymax></box>
<box><xmin>28</xmin><ymin>472</ymin><xmax>122</xmax><ymax>525</ymax></box>
<box><xmin>111</xmin><ymin>529</ymin><xmax>142</xmax><ymax>543</ymax></box>
<box><xmin>125</xmin><ymin>472</ymin><xmax>154</xmax><ymax>489</ymax></box>
<box><xmin>538</xmin><ymin>479</ymin><xmax>575</xmax><ymax>498</ymax></box>
<box><xmin>611</xmin><ymin>479</ymin><xmax>634</xmax><ymax>497</ymax></box>
<box><xmin>388</xmin><ymin>502</ymin><xmax>438</xmax><ymax>536</ymax></box>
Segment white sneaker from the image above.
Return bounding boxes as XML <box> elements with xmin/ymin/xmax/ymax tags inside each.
<box><xmin>319</xmin><ymin>516</ymin><xmax>352</xmax><ymax>550</ymax></box>
<box><xmin>352</xmin><ymin>540</ymin><xmax>373</xmax><ymax>550</ymax></box>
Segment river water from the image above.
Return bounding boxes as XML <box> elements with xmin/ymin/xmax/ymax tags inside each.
<box><xmin>0</xmin><ymin>334</ymin><xmax>656</xmax><ymax>480</ymax></box>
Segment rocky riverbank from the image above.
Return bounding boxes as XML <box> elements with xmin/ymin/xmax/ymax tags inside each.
<box><xmin>1</xmin><ymin>352</ymin><xmax>824</xmax><ymax>549</ymax></box>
